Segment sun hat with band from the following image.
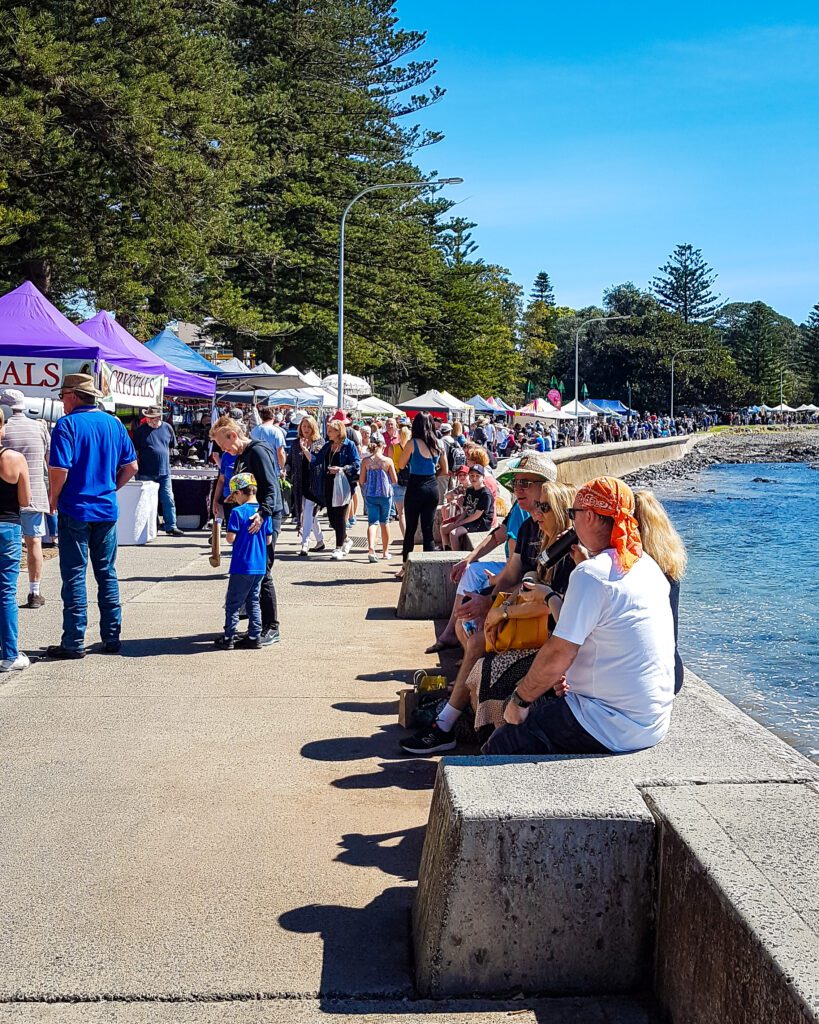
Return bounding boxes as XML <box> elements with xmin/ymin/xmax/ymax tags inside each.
<box><xmin>0</xmin><ymin>389</ymin><xmax>26</xmax><ymax>412</ymax></box>
<box><xmin>497</xmin><ymin>451</ymin><xmax>557</xmax><ymax>489</ymax></box>
<box><xmin>574</xmin><ymin>475</ymin><xmax>642</xmax><ymax>572</ymax></box>
<box><xmin>60</xmin><ymin>372</ymin><xmax>103</xmax><ymax>400</ymax></box>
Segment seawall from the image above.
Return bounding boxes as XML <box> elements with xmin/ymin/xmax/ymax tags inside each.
<box><xmin>548</xmin><ymin>433</ymin><xmax>707</xmax><ymax>486</ymax></box>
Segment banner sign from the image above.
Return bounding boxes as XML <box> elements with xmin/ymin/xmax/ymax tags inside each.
<box><xmin>0</xmin><ymin>356</ymin><xmax>93</xmax><ymax>398</ymax></box>
<box><xmin>547</xmin><ymin>388</ymin><xmax>562</xmax><ymax>409</ymax></box>
<box><xmin>100</xmin><ymin>361</ymin><xmax>164</xmax><ymax>409</ymax></box>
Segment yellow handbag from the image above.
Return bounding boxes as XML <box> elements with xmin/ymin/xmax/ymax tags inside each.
<box><xmin>486</xmin><ymin>592</ymin><xmax>548</xmax><ymax>654</ymax></box>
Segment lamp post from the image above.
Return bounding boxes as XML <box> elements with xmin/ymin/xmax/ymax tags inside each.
<box><xmin>670</xmin><ymin>348</ymin><xmax>705</xmax><ymax>418</ymax></box>
<box><xmin>573</xmin><ymin>315</ymin><xmax>629</xmax><ymax>410</ymax></box>
<box><xmin>337</xmin><ymin>176</ymin><xmax>463</xmax><ymax>410</ymax></box>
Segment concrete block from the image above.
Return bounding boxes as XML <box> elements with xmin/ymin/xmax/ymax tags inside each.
<box><xmin>645</xmin><ymin>783</ymin><xmax>819</xmax><ymax>1024</ymax></box>
<box><xmin>413</xmin><ymin>762</ymin><xmax>656</xmax><ymax>997</ymax></box>
<box><xmin>397</xmin><ymin>551</ymin><xmax>463</xmax><ymax>620</ymax></box>
<box><xmin>463</xmin><ymin>530</ymin><xmax>492</xmax><ymax>552</ymax></box>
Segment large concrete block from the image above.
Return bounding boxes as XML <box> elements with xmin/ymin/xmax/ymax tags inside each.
<box><xmin>413</xmin><ymin>762</ymin><xmax>656</xmax><ymax>997</ymax></box>
<box><xmin>645</xmin><ymin>783</ymin><xmax>819</xmax><ymax>1024</ymax></box>
<box><xmin>397</xmin><ymin>551</ymin><xmax>463</xmax><ymax>619</ymax></box>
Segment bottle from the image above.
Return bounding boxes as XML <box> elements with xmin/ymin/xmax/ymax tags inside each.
<box><xmin>539</xmin><ymin>529</ymin><xmax>578</xmax><ymax>569</ymax></box>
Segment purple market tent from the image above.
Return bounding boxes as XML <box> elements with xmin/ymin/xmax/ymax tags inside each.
<box><xmin>79</xmin><ymin>312</ymin><xmax>216</xmax><ymax>399</ymax></box>
<box><xmin>0</xmin><ymin>281</ymin><xmax>100</xmax><ymax>361</ymax></box>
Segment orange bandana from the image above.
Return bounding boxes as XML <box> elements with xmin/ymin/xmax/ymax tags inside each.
<box><xmin>575</xmin><ymin>476</ymin><xmax>642</xmax><ymax>571</ymax></box>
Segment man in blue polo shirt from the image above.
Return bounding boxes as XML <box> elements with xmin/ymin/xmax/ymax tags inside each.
<box><xmin>47</xmin><ymin>373</ymin><xmax>138</xmax><ymax>659</ymax></box>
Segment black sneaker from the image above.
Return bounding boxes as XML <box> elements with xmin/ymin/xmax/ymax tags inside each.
<box><xmin>214</xmin><ymin>636</ymin><xmax>235</xmax><ymax>650</ymax></box>
<box><xmin>259</xmin><ymin>627</ymin><xmax>281</xmax><ymax>646</ymax></box>
<box><xmin>165</xmin><ymin>528</ymin><xmax>185</xmax><ymax>537</ymax></box>
<box><xmin>45</xmin><ymin>644</ymin><xmax>85</xmax><ymax>660</ymax></box>
<box><xmin>313</xmin><ymin>542</ymin><xmax>326</xmax><ymax>553</ymax></box>
<box><xmin>399</xmin><ymin>724</ymin><xmax>457</xmax><ymax>756</ymax></box>
<box><xmin>234</xmin><ymin>635</ymin><xmax>262</xmax><ymax>650</ymax></box>
<box><xmin>102</xmin><ymin>640</ymin><xmax>121</xmax><ymax>654</ymax></box>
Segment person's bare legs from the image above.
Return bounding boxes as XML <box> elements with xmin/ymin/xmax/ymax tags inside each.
<box><xmin>396</xmin><ymin>500</ymin><xmax>405</xmax><ymax>537</ymax></box>
<box><xmin>25</xmin><ymin>536</ymin><xmax>43</xmax><ymax>593</ymax></box>
<box><xmin>380</xmin><ymin>521</ymin><xmax>391</xmax><ymax>558</ymax></box>
<box><xmin>439</xmin><ymin>521</ymin><xmax>455</xmax><ymax>549</ymax></box>
<box><xmin>366</xmin><ymin>522</ymin><xmax>377</xmax><ymax>555</ymax></box>
<box><xmin>450</xmin><ymin>526</ymin><xmax>467</xmax><ymax>551</ymax></box>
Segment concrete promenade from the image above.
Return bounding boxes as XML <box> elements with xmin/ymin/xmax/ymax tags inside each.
<box><xmin>0</xmin><ymin>524</ymin><xmax>657</xmax><ymax>1022</ymax></box>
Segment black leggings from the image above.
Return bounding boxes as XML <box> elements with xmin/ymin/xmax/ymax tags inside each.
<box><xmin>402</xmin><ymin>474</ymin><xmax>438</xmax><ymax>561</ymax></box>
<box><xmin>324</xmin><ymin>479</ymin><xmax>350</xmax><ymax>549</ymax></box>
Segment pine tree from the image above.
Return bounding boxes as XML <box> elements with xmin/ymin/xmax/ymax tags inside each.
<box><xmin>799</xmin><ymin>303</ymin><xmax>819</xmax><ymax>402</ymax></box>
<box><xmin>530</xmin><ymin>271</ymin><xmax>555</xmax><ymax>306</ymax></box>
<box><xmin>651</xmin><ymin>244</ymin><xmax>722</xmax><ymax>323</ymax></box>
<box><xmin>717</xmin><ymin>301</ymin><xmax>796</xmax><ymax>403</ymax></box>
<box><xmin>0</xmin><ymin>1</ymin><xmax>252</xmax><ymax>333</ymax></box>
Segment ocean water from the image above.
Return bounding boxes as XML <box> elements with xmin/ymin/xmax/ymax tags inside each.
<box><xmin>656</xmin><ymin>462</ymin><xmax>818</xmax><ymax>762</ymax></box>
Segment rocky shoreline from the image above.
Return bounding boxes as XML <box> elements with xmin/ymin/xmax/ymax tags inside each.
<box><xmin>623</xmin><ymin>427</ymin><xmax>819</xmax><ymax>488</ymax></box>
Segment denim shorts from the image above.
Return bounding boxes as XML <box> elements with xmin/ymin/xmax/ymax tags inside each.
<box><xmin>367</xmin><ymin>495</ymin><xmax>392</xmax><ymax>525</ymax></box>
<box><xmin>392</xmin><ymin>484</ymin><xmax>407</xmax><ymax>503</ymax></box>
<box><xmin>21</xmin><ymin>510</ymin><xmax>46</xmax><ymax>538</ymax></box>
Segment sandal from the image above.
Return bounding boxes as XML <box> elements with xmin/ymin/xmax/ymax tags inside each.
<box><xmin>424</xmin><ymin>639</ymin><xmax>460</xmax><ymax>655</ymax></box>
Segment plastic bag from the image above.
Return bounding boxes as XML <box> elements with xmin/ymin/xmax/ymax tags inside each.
<box><xmin>332</xmin><ymin>470</ymin><xmax>352</xmax><ymax>507</ymax></box>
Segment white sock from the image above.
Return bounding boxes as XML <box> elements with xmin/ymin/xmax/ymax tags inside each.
<box><xmin>30</xmin><ymin>581</ymin><xmax>40</xmax><ymax>596</ymax></box>
<box><xmin>436</xmin><ymin>703</ymin><xmax>463</xmax><ymax>733</ymax></box>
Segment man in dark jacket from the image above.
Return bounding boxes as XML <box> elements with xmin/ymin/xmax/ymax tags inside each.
<box><xmin>210</xmin><ymin>416</ymin><xmax>284</xmax><ymax>646</ymax></box>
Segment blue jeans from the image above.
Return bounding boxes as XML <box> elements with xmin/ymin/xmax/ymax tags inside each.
<box><xmin>224</xmin><ymin>573</ymin><xmax>264</xmax><ymax>639</ymax></box>
<box><xmin>137</xmin><ymin>474</ymin><xmax>177</xmax><ymax>532</ymax></box>
<box><xmin>0</xmin><ymin>522</ymin><xmax>22</xmax><ymax>661</ymax></box>
<box><xmin>482</xmin><ymin>696</ymin><xmax>610</xmax><ymax>756</ymax></box>
<box><xmin>58</xmin><ymin>514</ymin><xmax>121</xmax><ymax>652</ymax></box>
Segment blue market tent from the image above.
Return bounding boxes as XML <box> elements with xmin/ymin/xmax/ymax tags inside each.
<box><xmin>145</xmin><ymin>328</ymin><xmax>223</xmax><ymax>377</ymax></box>
<box><xmin>466</xmin><ymin>394</ymin><xmax>496</xmax><ymax>413</ymax></box>
<box><xmin>587</xmin><ymin>398</ymin><xmax>630</xmax><ymax>416</ymax></box>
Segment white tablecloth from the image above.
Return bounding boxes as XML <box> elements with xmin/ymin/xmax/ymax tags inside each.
<box><xmin>116</xmin><ymin>480</ymin><xmax>159</xmax><ymax>546</ymax></box>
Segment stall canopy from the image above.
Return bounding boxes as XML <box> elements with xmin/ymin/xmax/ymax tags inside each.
<box><xmin>218</xmin><ymin>357</ymin><xmax>251</xmax><ymax>373</ymax></box>
<box><xmin>0</xmin><ymin>281</ymin><xmax>100</xmax><ymax>361</ymax></box>
<box><xmin>587</xmin><ymin>398</ymin><xmax>630</xmax><ymax>416</ymax></box>
<box><xmin>357</xmin><ymin>395</ymin><xmax>402</xmax><ymax>417</ymax></box>
<box><xmin>562</xmin><ymin>399</ymin><xmax>596</xmax><ymax>417</ymax></box>
<box><xmin>217</xmin><ymin>368</ymin><xmax>315</xmax><ymax>392</ymax></box>
<box><xmin>302</xmin><ymin>369</ymin><xmax>323</xmax><ymax>387</ymax></box>
<box><xmin>466</xmin><ymin>395</ymin><xmax>496</xmax><ymax>413</ymax></box>
<box><xmin>79</xmin><ymin>312</ymin><xmax>216</xmax><ymax>399</ymax></box>
<box><xmin>321</xmin><ymin>372</ymin><xmax>372</xmax><ymax>397</ymax></box>
<box><xmin>398</xmin><ymin>389</ymin><xmax>461</xmax><ymax>413</ymax></box>
<box><xmin>771</xmin><ymin>403</ymin><xmax>797</xmax><ymax>412</ymax></box>
<box><xmin>488</xmin><ymin>396</ymin><xmax>516</xmax><ymax>413</ymax></box>
<box><xmin>438</xmin><ymin>389</ymin><xmax>470</xmax><ymax>414</ymax></box>
<box><xmin>797</xmin><ymin>403</ymin><xmax>819</xmax><ymax>412</ymax></box>
<box><xmin>518</xmin><ymin>397</ymin><xmax>572</xmax><ymax>420</ymax></box>
<box><xmin>146</xmin><ymin>328</ymin><xmax>224</xmax><ymax>377</ymax></box>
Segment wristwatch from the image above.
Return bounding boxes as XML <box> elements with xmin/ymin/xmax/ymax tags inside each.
<box><xmin>510</xmin><ymin>689</ymin><xmax>532</xmax><ymax>708</ymax></box>
<box><xmin>501</xmin><ymin>608</ymin><xmax>509</xmax><ymax>621</ymax></box>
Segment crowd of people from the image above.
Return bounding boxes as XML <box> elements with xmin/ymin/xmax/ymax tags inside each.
<box><xmin>0</xmin><ymin>374</ymin><xmax>700</xmax><ymax>770</ymax></box>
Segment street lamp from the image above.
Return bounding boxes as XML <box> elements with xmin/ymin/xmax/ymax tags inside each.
<box><xmin>337</xmin><ymin>176</ymin><xmax>464</xmax><ymax>410</ymax></box>
<box><xmin>670</xmin><ymin>348</ymin><xmax>705</xmax><ymax>418</ymax></box>
<box><xmin>573</xmin><ymin>315</ymin><xmax>630</xmax><ymax>410</ymax></box>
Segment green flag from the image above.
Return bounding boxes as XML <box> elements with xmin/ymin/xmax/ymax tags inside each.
<box><xmin>549</xmin><ymin>375</ymin><xmax>558</xmax><ymax>389</ymax></box>
<box><xmin>558</xmin><ymin>380</ymin><xmax>565</xmax><ymax>396</ymax></box>
<box><xmin>581</xmin><ymin>383</ymin><xmax>589</xmax><ymax>399</ymax></box>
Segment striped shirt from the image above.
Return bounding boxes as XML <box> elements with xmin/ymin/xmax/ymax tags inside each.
<box><xmin>2</xmin><ymin>412</ymin><xmax>51</xmax><ymax>513</ymax></box>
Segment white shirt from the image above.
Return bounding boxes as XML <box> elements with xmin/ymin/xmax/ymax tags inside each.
<box><xmin>249</xmin><ymin>422</ymin><xmax>285</xmax><ymax>475</ymax></box>
<box><xmin>553</xmin><ymin>550</ymin><xmax>675</xmax><ymax>752</ymax></box>
<box><xmin>484</xmin><ymin>422</ymin><xmax>496</xmax><ymax>443</ymax></box>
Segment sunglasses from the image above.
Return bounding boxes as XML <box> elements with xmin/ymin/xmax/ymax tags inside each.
<box><xmin>512</xmin><ymin>478</ymin><xmax>540</xmax><ymax>490</ymax></box>
<box><xmin>533</xmin><ymin>501</ymin><xmax>551</xmax><ymax>514</ymax></box>
<box><xmin>566</xmin><ymin>508</ymin><xmax>589</xmax><ymax>520</ymax></box>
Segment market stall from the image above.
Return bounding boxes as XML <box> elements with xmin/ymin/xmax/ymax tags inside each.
<box><xmin>398</xmin><ymin>389</ymin><xmax>462</xmax><ymax>422</ymax></box>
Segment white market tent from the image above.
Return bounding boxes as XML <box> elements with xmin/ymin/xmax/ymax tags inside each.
<box><xmin>398</xmin><ymin>389</ymin><xmax>461</xmax><ymax>413</ymax></box>
<box><xmin>357</xmin><ymin>395</ymin><xmax>402</xmax><ymax>416</ymax></box>
<box><xmin>517</xmin><ymin>397</ymin><xmax>574</xmax><ymax>421</ymax></box>
<box><xmin>321</xmin><ymin>372</ymin><xmax>372</xmax><ymax>397</ymax></box>
<box><xmin>219</xmin><ymin>357</ymin><xmax>251</xmax><ymax>373</ymax></box>
<box><xmin>438</xmin><ymin>389</ymin><xmax>471</xmax><ymax>414</ymax></box>
<box><xmin>562</xmin><ymin>398</ymin><xmax>596</xmax><ymax>417</ymax></box>
<box><xmin>302</xmin><ymin>369</ymin><xmax>323</xmax><ymax>386</ymax></box>
<box><xmin>797</xmin><ymin>403</ymin><xmax>819</xmax><ymax>412</ymax></box>
<box><xmin>771</xmin><ymin>403</ymin><xmax>797</xmax><ymax>412</ymax></box>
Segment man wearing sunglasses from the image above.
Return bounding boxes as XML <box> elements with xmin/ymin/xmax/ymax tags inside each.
<box><xmin>400</xmin><ymin>452</ymin><xmax>557</xmax><ymax>755</ymax></box>
<box><xmin>483</xmin><ymin>476</ymin><xmax>675</xmax><ymax>757</ymax></box>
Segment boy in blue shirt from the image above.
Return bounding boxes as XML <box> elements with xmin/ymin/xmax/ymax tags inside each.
<box><xmin>215</xmin><ymin>473</ymin><xmax>272</xmax><ymax>650</ymax></box>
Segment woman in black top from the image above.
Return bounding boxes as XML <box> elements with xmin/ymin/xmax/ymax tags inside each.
<box><xmin>285</xmin><ymin>415</ymin><xmax>326</xmax><ymax>556</ymax></box>
<box><xmin>0</xmin><ymin>407</ymin><xmax>32</xmax><ymax>672</ymax></box>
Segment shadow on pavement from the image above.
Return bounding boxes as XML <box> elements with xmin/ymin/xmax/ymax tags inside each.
<box><xmin>335</xmin><ymin>826</ymin><xmax>426</xmax><ymax>882</ymax></box>
<box><xmin>332</xmin><ymin>700</ymin><xmax>398</xmax><ymax>716</ymax></box>
<box><xmin>278</xmin><ymin>887</ymin><xmax>414</xmax><ymax>1000</ymax></box>
<box><xmin>300</xmin><ymin>723</ymin><xmax>407</xmax><ymax>762</ymax></box>
<box><xmin>292</xmin><ymin>577</ymin><xmax>384</xmax><ymax>588</ymax></box>
<box><xmin>332</xmin><ymin>758</ymin><xmax>438</xmax><ymax>792</ymax></box>
<box><xmin>357</xmin><ymin>668</ymin><xmax>415</xmax><ymax>683</ymax></box>
<box><xmin>365</xmin><ymin>606</ymin><xmax>398</xmax><ymax>620</ymax></box>
<box><xmin>90</xmin><ymin>633</ymin><xmax>223</xmax><ymax>658</ymax></box>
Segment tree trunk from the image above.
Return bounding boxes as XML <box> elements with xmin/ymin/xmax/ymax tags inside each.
<box><xmin>22</xmin><ymin>259</ymin><xmax>52</xmax><ymax>297</ymax></box>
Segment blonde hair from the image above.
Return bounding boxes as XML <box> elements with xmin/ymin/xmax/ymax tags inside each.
<box><xmin>327</xmin><ymin>420</ymin><xmax>347</xmax><ymax>441</ymax></box>
<box><xmin>398</xmin><ymin>425</ymin><xmax>411</xmax><ymax>446</ymax></box>
<box><xmin>209</xmin><ymin>414</ymin><xmax>247</xmax><ymax>441</ymax></box>
<box><xmin>538</xmin><ymin>481</ymin><xmax>577</xmax><ymax>549</ymax></box>
<box><xmin>298</xmin><ymin>415</ymin><xmax>320</xmax><ymax>444</ymax></box>
<box><xmin>452</xmin><ymin>420</ymin><xmax>463</xmax><ymax>437</ymax></box>
<box><xmin>468</xmin><ymin>446</ymin><xmax>490</xmax><ymax>467</ymax></box>
<box><xmin>634</xmin><ymin>490</ymin><xmax>687</xmax><ymax>581</ymax></box>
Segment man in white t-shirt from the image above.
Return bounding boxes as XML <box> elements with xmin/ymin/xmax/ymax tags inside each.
<box><xmin>250</xmin><ymin>407</ymin><xmax>286</xmax><ymax>476</ymax></box>
<box><xmin>483</xmin><ymin>476</ymin><xmax>675</xmax><ymax>756</ymax></box>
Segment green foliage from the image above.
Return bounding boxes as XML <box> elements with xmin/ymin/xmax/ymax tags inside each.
<box><xmin>530</xmin><ymin>271</ymin><xmax>555</xmax><ymax>306</ymax></box>
<box><xmin>651</xmin><ymin>243</ymin><xmax>722</xmax><ymax>323</ymax></box>
<box><xmin>799</xmin><ymin>304</ymin><xmax>819</xmax><ymax>403</ymax></box>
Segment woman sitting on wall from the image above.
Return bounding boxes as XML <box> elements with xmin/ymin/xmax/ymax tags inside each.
<box><xmin>466</xmin><ymin>480</ymin><xmax>577</xmax><ymax>744</ymax></box>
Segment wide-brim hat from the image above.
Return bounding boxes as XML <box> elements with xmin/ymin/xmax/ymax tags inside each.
<box><xmin>143</xmin><ymin>406</ymin><xmax>163</xmax><ymax>417</ymax></box>
<box><xmin>61</xmin><ymin>372</ymin><xmax>102</xmax><ymax>400</ymax></box>
<box><xmin>329</xmin><ymin>409</ymin><xmax>351</xmax><ymax>424</ymax></box>
<box><xmin>498</xmin><ymin>452</ymin><xmax>557</xmax><ymax>488</ymax></box>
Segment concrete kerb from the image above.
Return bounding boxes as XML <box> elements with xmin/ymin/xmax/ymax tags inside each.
<box><xmin>413</xmin><ymin>672</ymin><xmax>819</xmax><ymax>999</ymax></box>
<box><xmin>396</xmin><ymin>551</ymin><xmax>463</xmax><ymax>620</ymax></box>
<box><xmin>548</xmin><ymin>435</ymin><xmax>705</xmax><ymax>487</ymax></box>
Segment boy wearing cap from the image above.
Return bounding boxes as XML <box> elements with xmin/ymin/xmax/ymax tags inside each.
<box><xmin>440</xmin><ymin>465</ymin><xmax>493</xmax><ymax>551</ymax></box>
<box><xmin>215</xmin><ymin>473</ymin><xmax>273</xmax><ymax>650</ymax></box>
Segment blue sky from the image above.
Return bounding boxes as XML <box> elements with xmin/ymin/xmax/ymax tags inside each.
<box><xmin>400</xmin><ymin>1</ymin><xmax>819</xmax><ymax>322</ymax></box>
